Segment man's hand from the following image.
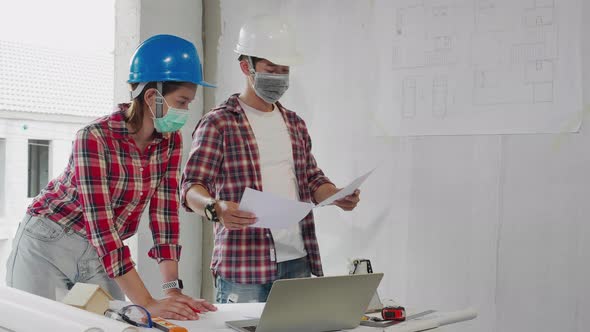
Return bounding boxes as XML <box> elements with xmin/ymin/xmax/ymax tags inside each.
<box><xmin>333</xmin><ymin>189</ymin><xmax>361</xmax><ymax>211</ymax></box>
<box><xmin>313</xmin><ymin>183</ymin><xmax>361</xmax><ymax>211</ymax></box>
<box><xmin>216</xmin><ymin>200</ymin><xmax>257</xmax><ymax>230</ymax></box>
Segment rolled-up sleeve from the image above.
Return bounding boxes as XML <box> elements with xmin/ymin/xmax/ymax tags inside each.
<box><xmin>149</xmin><ymin>132</ymin><xmax>182</xmax><ymax>262</ymax></box>
<box><xmin>181</xmin><ymin>116</ymin><xmax>224</xmax><ymax>211</ymax></box>
<box><xmin>73</xmin><ymin>129</ymin><xmax>134</xmax><ymax>278</ymax></box>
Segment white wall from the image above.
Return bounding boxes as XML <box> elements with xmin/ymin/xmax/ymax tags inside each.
<box><xmin>211</xmin><ymin>1</ymin><xmax>589</xmax><ymax>331</ymax></box>
<box><xmin>0</xmin><ymin>134</ymin><xmax>26</xmax><ymax>285</ymax></box>
<box><xmin>0</xmin><ymin>115</ymin><xmax>91</xmax><ymax>285</ymax></box>
<box><xmin>0</xmin><ymin>139</ymin><xmax>5</xmax><ymax>219</ymax></box>
<box><xmin>114</xmin><ymin>0</ymin><xmax>207</xmax><ymax>299</ymax></box>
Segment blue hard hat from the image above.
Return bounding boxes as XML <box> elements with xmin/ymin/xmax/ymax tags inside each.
<box><xmin>128</xmin><ymin>34</ymin><xmax>215</xmax><ymax>87</ymax></box>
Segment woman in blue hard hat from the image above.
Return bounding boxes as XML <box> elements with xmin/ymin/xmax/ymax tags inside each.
<box><xmin>5</xmin><ymin>34</ymin><xmax>217</xmax><ymax>320</ymax></box>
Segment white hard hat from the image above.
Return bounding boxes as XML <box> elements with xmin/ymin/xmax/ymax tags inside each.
<box><xmin>234</xmin><ymin>15</ymin><xmax>303</xmax><ymax>66</ymax></box>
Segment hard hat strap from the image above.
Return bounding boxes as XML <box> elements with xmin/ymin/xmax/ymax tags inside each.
<box><xmin>156</xmin><ymin>82</ymin><xmax>164</xmax><ymax>118</ymax></box>
<box><xmin>246</xmin><ymin>56</ymin><xmax>257</xmax><ymax>76</ymax></box>
<box><xmin>130</xmin><ymin>82</ymin><xmax>148</xmax><ymax>100</ymax></box>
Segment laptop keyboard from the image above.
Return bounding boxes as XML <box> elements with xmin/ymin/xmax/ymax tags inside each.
<box><xmin>243</xmin><ymin>326</ymin><xmax>257</xmax><ymax>332</ymax></box>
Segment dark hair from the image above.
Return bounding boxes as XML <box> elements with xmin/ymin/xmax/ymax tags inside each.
<box><xmin>238</xmin><ymin>55</ymin><xmax>262</xmax><ymax>69</ymax></box>
<box><xmin>125</xmin><ymin>81</ymin><xmax>194</xmax><ymax>134</ymax></box>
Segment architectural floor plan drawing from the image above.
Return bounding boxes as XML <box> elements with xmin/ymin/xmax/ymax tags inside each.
<box><xmin>372</xmin><ymin>0</ymin><xmax>582</xmax><ymax>136</ymax></box>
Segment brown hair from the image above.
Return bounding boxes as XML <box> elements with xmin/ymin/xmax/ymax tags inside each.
<box><xmin>125</xmin><ymin>82</ymin><xmax>194</xmax><ymax>134</ymax></box>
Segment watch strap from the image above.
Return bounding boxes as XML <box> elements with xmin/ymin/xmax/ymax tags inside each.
<box><xmin>162</xmin><ymin>279</ymin><xmax>183</xmax><ymax>291</ymax></box>
<box><xmin>205</xmin><ymin>199</ymin><xmax>220</xmax><ymax>222</ymax></box>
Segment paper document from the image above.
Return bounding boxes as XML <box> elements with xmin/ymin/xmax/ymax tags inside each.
<box><xmin>0</xmin><ymin>286</ymin><xmax>138</xmax><ymax>332</ymax></box>
<box><xmin>239</xmin><ymin>169</ymin><xmax>374</xmax><ymax>230</ymax></box>
<box><xmin>240</xmin><ymin>188</ymin><xmax>314</xmax><ymax>230</ymax></box>
<box><xmin>382</xmin><ymin>308</ymin><xmax>477</xmax><ymax>332</ymax></box>
<box><xmin>413</xmin><ymin>308</ymin><xmax>477</xmax><ymax>326</ymax></box>
<box><xmin>383</xmin><ymin>319</ymin><xmax>439</xmax><ymax>332</ymax></box>
<box><xmin>315</xmin><ymin>168</ymin><xmax>374</xmax><ymax>207</ymax></box>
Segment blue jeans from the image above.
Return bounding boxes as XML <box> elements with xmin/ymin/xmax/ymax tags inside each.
<box><xmin>5</xmin><ymin>214</ymin><xmax>124</xmax><ymax>301</ymax></box>
<box><xmin>215</xmin><ymin>256</ymin><xmax>311</xmax><ymax>303</ymax></box>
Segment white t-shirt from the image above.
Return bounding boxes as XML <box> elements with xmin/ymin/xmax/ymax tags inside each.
<box><xmin>238</xmin><ymin>98</ymin><xmax>307</xmax><ymax>262</ymax></box>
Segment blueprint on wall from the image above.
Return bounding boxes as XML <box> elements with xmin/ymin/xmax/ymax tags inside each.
<box><xmin>371</xmin><ymin>0</ymin><xmax>583</xmax><ymax>136</ymax></box>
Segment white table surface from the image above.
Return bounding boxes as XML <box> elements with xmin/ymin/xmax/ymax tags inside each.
<box><xmin>145</xmin><ymin>303</ymin><xmax>442</xmax><ymax>332</ymax></box>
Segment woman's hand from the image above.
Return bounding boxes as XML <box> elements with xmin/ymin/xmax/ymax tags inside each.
<box><xmin>144</xmin><ymin>291</ymin><xmax>217</xmax><ymax>320</ymax></box>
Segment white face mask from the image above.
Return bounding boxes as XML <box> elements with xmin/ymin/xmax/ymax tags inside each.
<box><xmin>247</xmin><ymin>57</ymin><xmax>289</xmax><ymax>104</ymax></box>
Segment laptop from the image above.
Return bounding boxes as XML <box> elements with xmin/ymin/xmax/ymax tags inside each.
<box><xmin>226</xmin><ymin>273</ymin><xmax>384</xmax><ymax>332</ymax></box>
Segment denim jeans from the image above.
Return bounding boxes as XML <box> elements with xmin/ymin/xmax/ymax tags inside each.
<box><xmin>5</xmin><ymin>214</ymin><xmax>124</xmax><ymax>300</ymax></box>
<box><xmin>215</xmin><ymin>255</ymin><xmax>311</xmax><ymax>303</ymax></box>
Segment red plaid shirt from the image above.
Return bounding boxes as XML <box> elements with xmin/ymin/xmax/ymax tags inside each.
<box><xmin>181</xmin><ymin>94</ymin><xmax>332</xmax><ymax>284</ymax></box>
<box><xmin>28</xmin><ymin>105</ymin><xmax>182</xmax><ymax>278</ymax></box>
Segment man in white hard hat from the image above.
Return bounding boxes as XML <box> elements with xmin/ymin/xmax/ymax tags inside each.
<box><xmin>181</xmin><ymin>15</ymin><xmax>360</xmax><ymax>303</ymax></box>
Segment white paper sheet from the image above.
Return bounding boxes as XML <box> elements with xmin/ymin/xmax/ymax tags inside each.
<box><xmin>239</xmin><ymin>187</ymin><xmax>314</xmax><ymax>230</ymax></box>
<box><xmin>0</xmin><ymin>286</ymin><xmax>138</xmax><ymax>332</ymax></box>
<box><xmin>315</xmin><ymin>169</ymin><xmax>375</xmax><ymax>207</ymax></box>
<box><xmin>413</xmin><ymin>308</ymin><xmax>478</xmax><ymax>326</ymax></box>
<box><xmin>239</xmin><ymin>169</ymin><xmax>374</xmax><ymax>230</ymax></box>
<box><xmin>370</xmin><ymin>0</ymin><xmax>583</xmax><ymax>135</ymax></box>
<box><xmin>380</xmin><ymin>308</ymin><xmax>478</xmax><ymax>332</ymax></box>
<box><xmin>147</xmin><ymin>304</ymin><xmax>475</xmax><ymax>332</ymax></box>
<box><xmin>381</xmin><ymin>319</ymin><xmax>440</xmax><ymax>332</ymax></box>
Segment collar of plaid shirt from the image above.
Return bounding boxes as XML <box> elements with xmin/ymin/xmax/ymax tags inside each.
<box><xmin>110</xmin><ymin>103</ymin><xmax>166</xmax><ymax>142</ymax></box>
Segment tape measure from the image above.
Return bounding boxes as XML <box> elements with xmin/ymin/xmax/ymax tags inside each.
<box><xmin>152</xmin><ymin>317</ymin><xmax>188</xmax><ymax>332</ymax></box>
<box><xmin>381</xmin><ymin>306</ymin><xmax>406</xmax><ymax>321</ymax></box>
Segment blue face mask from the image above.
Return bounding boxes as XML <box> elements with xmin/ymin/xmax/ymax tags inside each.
<box><xmin>148</xmin><ymin>91</ymin><xmax>189</xmax><ymax>133</ymax></box>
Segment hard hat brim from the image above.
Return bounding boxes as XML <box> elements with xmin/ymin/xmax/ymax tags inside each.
<box><xmin>198</xmin><ymin>80</ymin><xmax>216</xmax><ymax>88</ymax></box>
<box><xmin>128</xmin><ymin>76</ymin><xmax>216</xmax><ymax>88</ymax></box>
<box><xmin>234</xmin><ymin>49</ymin><xmax>303</xmax><ymax>66</ymax></box>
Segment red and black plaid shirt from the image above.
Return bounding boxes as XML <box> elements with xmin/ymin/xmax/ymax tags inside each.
<box><xmin>28</xmin><ymin>105</ymin><xmax>182</xmax><ymax>278</ymax></box>
<box><xmin>181</xmin><ymin>94</ymin><xmax>332</xmax><ymax>284</ymax></box>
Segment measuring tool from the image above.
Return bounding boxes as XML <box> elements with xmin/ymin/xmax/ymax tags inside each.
<box><xmin>381</xmin><ymin>305</ymin><xmax>406</xmax><ymax>321</ymax></box>
<box><xmin>360</xmin><ymin>309</ymin><xmax>437</xmax><ymax>328</ymax></box>
<box><xmin>152</xmin><ymin>317</ymin><xmax>188</xmax><ymax>332</ymax></box>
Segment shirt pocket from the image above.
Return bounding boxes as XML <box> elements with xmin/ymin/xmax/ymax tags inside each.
<box><xmin>223</xmin><ymin>132</ymin><xmax>254</xmax><ymax>168</ymax></box>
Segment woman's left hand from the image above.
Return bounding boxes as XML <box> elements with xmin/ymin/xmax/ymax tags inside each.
<box><xmin>164</xmin><ymin>289</ymin><xmax>218</xmax><ymax>313</ymax></box>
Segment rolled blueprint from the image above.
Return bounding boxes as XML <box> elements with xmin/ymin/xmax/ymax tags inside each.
<box><xmin>0</xmin><ymin>286</ymin><xmax>138</xmax><ymax>332</ymax></box>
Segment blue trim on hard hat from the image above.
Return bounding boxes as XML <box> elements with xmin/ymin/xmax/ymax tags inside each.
<box><xmin>128</xmin><ymin>34</ymin><xmax>215</xmax><ymax>87</ymax></box>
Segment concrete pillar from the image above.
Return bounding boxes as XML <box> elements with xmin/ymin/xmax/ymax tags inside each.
<box><xmin>200</xmin><ymin>0</ymin><xmax>222</xmax><ymax>303</ymax></box>
<box><xmin>114</xmin><ymin>0</ymin><xmax>141</xmax><ymax>105</ymax></box>
<box><xmin>114</xmin><ymin>0</ymin><xmax>206</xmax><ymax>299</ymax></box>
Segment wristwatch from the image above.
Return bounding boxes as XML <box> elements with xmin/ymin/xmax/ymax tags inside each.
<box><xmin>204</xmin><ymin>198</ymin><xmax>220</xmax><ymax>222</ymax></box>
<box><xmin>162</xmin><ymin>279</ymin><xmax>183</xmax><ymax>291</ymax></box>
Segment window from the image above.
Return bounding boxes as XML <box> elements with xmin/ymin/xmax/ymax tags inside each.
<box><xmin>28</xmin><ymin>139</ymin><xmax>50</xmax><ymax>197</ymax></box>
